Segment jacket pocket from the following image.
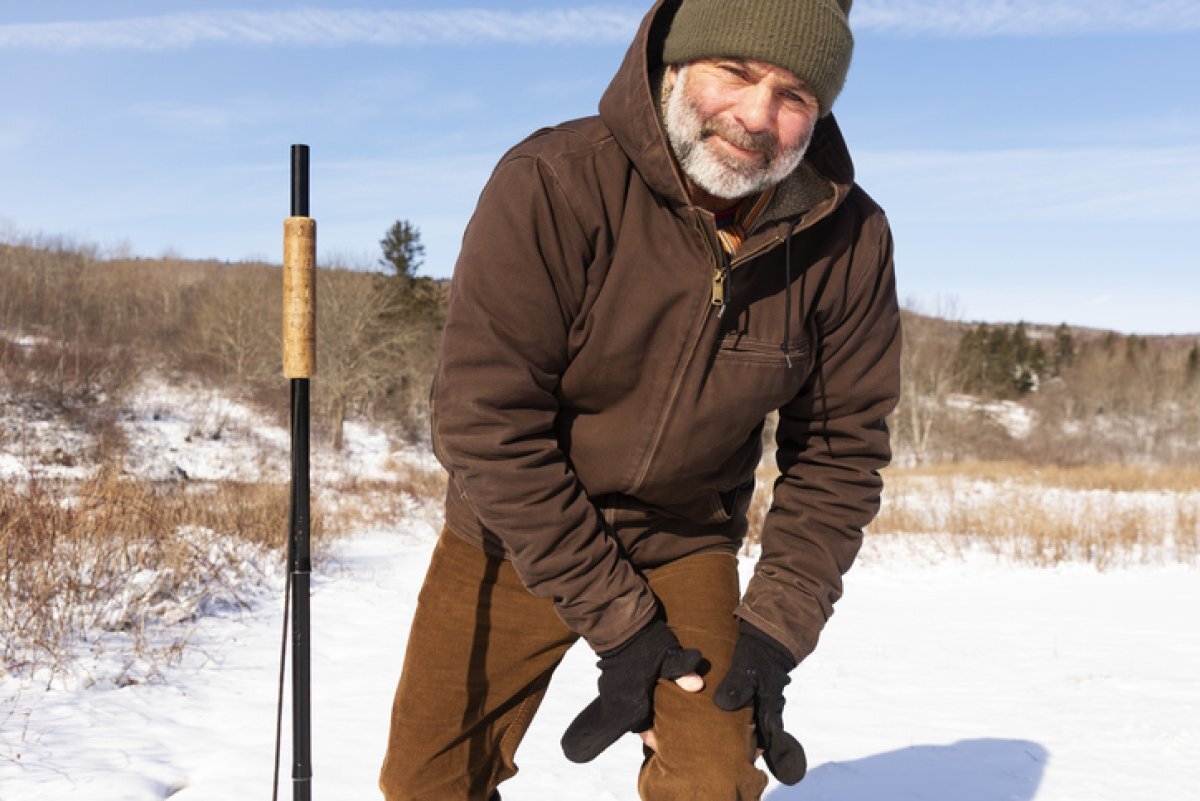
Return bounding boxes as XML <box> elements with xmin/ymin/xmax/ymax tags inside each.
<box><xmin>715</xmin><ymin>331</ymin><xmax>810</xmax><ymax>368</ymax></box>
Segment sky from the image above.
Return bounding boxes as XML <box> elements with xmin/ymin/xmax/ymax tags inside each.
<box><xmin>1</xmin><ymin>1</ymin><xmax>1198</xmax><ymax>335</ymax></box>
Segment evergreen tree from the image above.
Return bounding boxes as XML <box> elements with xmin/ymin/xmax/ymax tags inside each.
<box><xmin>953</xmin><ymin>323</ymin><xmax>990</xmax><ymax>393</ymax></box>
<box><xmin>954</xmin><ymin>321</ymin><xmax>1050</xmax><ymax>397</ymax></box>
<box><xmin>1053</xmin><ymin>323</ymin><xmax>1076</xmax><ymax>375</ymax></box>
<box><xmin>984</xmin><ymin>325</ymin><xmax>1015</xmax><ymax>394</ymax></box>
<box><xmin>379</xmin><ymin>219</ymin><xmax>425</xmax><ymax>278</ymax></box>
<box><xmin>1025</xmin><ymin>341</ymin><xmax>1048</xmax><ymax>391</ymax></box>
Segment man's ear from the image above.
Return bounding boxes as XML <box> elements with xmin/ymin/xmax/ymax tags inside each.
<box><xmin>664</xmin><ymin>64</ymin><xmax>679</xmax><ymax>90</ymax></box>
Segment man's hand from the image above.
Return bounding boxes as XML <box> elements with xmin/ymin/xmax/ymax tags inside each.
<box><xmin>561</xmin><ymin>618</ymin><xmax>704</xmax><ymax>763</ymax></box>
<box><xmin>714</xmin><ymin>622</ymin><xmax>807</xmax><ymax>785</ymax></box>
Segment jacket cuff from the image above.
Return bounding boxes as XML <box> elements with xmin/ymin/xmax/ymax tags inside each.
<box><xmin>573</xmin><ymin>586</ymin><xmax>659</xmax><ymax>654</ymax></box>
<box><xmin>733</xmin><ymin>604</ymin><xmax>820</xmax><ymax>666</ymax></box>
<box><xmin>737</xmin><ymin>619</ymin><xmax>799</xmax><ymax>671</ymax></box>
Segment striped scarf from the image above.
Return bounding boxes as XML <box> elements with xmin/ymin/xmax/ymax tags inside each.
<box><xmin>713</xmin><ymin>185</ymin><xmax>776</xmax><ymax>256</ymax></box>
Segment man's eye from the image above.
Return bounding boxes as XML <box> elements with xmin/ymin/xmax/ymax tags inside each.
<box><xmin>783</xmin><ymin>91</ymin><xmax>813</xmax><ymax>106</ymax></box>
<box><xmin>721</xmin><ymin>65</ymin><xmax>747</xmax><ymax>80</ymax></box>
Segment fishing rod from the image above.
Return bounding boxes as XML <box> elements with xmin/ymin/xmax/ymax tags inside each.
<box><xmin>276</xmin><ymin>143</ymin><xmax>316</xmax><ymax>801</ymax></box>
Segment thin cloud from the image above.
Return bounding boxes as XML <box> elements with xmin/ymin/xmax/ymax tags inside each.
<box><xmin>7</xmin><ymin>2</ymin><xmax>1197</xmax><ymax>52</ymax></box>
<box><xmin>0</xmin><ymin>7</ymin><xmax>642</xmax><ymax>51</ymax></box>
<box><xmin>854</xmin><ymin>0</ymin><xmax>1200</xmax><ymax>37</ymax></box>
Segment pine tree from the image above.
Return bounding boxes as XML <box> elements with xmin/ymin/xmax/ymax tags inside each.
<box><xmin>953</xmin><ymin>324</ymin><xmax>989</xmax><ymax>393</ymax></box>
<box><xmin>1053</xmin><ymin>323</ymin><xmax>1076</xmax><ymax>375</ymax></box>
<box><xmin>984</xmin><ymin>325</ymin><xmax>1015</xmax><ymax>395</ymax></box>
<box><xmin>379</xmin><ymin>219</ymin><xmax>425</xmax><ymax>278</ymax></box>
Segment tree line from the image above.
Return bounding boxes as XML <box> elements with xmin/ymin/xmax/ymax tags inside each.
<box><xmin>895</xmin><ymin>309</ymin><xmax>1200</xmax><ymax>467</ymax></box>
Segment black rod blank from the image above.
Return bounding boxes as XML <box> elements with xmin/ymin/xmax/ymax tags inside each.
<box><xmin>291</xmin><ymin>145</ymin><xmax>310</xmax><ymax>218</ymax></box>
<box><xmin>289</xmin><ymin>381</ymin><xmax>312</xmax><ymax>801</ymax></box>
<box><xmin>287</xmin><ymin>142</ymin><xmax>313</xmax><ymax>801</ymax></box>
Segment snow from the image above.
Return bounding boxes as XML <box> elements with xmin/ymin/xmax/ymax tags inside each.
<box><xmin>946</xmin><ymin>393</ymin><xmax>1036</xmax><ymax>439</ymax></box>
<box><xmin>2</xmin><ymin>528</ymin><xmax>1197</xmax><ymax>799</ymax></box>
<box><xmin>2</xmin><ymin>381</ymin><xmax>1198</xmax><ymax>799</ymax></box>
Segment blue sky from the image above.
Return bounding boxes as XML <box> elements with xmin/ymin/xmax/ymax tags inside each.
<box><xmin>2</xmin><ymin>1</ymin><xmax>1198</xmax><ymax>334</ymax></box>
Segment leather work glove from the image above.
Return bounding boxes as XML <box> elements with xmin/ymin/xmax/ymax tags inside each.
<box><xmin>561</xmin><ymin>618</ymin><xmax>704</xmax><ymax>763</ymax></box>
<box><xmin>714</xmin><ymin>622</ymin><xmax>807</xmax><ymax>785</ymax></box>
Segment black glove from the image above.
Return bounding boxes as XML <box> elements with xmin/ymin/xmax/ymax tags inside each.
<box><xmin>561</xmin><ymin>617</ymin><xmax>703</xmax><ymax>763</ymax></box>
<box><xmin>714</xmin><ymin>622</ymin><xmax>806</xmax><ymax>785</ymax></box>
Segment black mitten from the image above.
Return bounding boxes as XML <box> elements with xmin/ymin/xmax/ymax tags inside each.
<box><xmin>561</xmin><ymin>618</ymin><xmax>703</xmax><ymax>763</ymax></box>
<box><xmin>714</xmin><ymin>622</ymin><xmax>806</xmax><ymax>784</ymax></box>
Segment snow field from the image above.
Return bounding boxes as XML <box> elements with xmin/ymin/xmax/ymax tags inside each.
<box><xmin>7</xmin><ymin>528</ymin><xmax>1197</xmax><ymax>800</ymax></box>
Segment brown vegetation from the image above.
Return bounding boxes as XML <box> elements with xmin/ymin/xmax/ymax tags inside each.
<box><xmin>0</xmin><ymin>469</ymin><xmax>305</xmax><ymax>680</ymax></box>
<box><xmin>870</xmin><ymin>463</ymin><xmax>1200</xmax><ymax>569</ymax></box>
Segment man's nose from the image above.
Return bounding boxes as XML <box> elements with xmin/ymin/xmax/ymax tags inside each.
<box><xmin>731</xmin><ymin>85</ymin><xmax>774</xmax><ymax>134</ymax></box>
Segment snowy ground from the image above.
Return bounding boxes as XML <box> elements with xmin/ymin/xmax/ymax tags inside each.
<box><xmin>2</xmin><ymin>527</ymin><xmax>1197</xmax><ymax>800</ymax></box>
<box><xmin>2</xmin><ymin>380</ymin><xmax>1198</xmax><ymax>799</ymax></box>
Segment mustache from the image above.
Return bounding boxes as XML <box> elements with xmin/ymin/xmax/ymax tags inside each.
<box><xmin>700</xmin><ymin>118</ymin><xmax>779</xmax><ymax>162</ymax></box>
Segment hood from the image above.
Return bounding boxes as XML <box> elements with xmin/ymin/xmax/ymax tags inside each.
<box><xmin>598</xmin><ymin>0</ymin><xmax>858</xmax><ymax>226</ymax></box>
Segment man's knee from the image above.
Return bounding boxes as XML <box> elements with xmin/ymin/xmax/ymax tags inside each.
<box><xmin>640</xmin><ymin>742</ymin><xmax>768</xmax><ymax>801</ymax></box>
<box><xmin>639</xmin><ymin>682</ymin><xmax>767</xmax><ymax>800</ymax></box>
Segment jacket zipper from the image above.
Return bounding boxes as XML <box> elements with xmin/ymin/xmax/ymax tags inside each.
<box><xmin>701</xmin><ymin>212</ymin><xmax>729</xmax><ymax>310</ymax></box>
<box><xmin>628</xmin><ymin>211</ymin><xmax>723</xmax><ymax>494</ymax></box>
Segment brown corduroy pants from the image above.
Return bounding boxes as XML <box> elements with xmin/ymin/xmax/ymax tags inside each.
<box><xmin>379</xmin><ymin>528</ymin><xmax>768</xmax><ymax>801</ymax></box>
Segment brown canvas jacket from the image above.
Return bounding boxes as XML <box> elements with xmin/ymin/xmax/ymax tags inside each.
<box><xmin>430</xmin><ymin>0</ymin><xmax>902</xmax><ymax>663</ymax></box>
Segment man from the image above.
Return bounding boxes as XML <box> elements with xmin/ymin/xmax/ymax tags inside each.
<box><xmin>380</xmin><ymin>0</ymin><xmax>900</xmax><ymax>798</ymax></box>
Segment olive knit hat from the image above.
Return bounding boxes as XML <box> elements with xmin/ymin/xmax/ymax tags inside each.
<box><xmin>661</xmin><ymin>0</ymin><xmax>854</xmax><ymax>117</ymax></box>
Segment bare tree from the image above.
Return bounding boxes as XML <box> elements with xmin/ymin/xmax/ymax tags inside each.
<box><xmin>893</xmin><ymin>298</ymin><xmax>967</xmax><ymax>465</ymax></box>
<box><xmin>184</xmin><ymin>265</ymin><xmax>279</xmax><ymax>385</ymax></box>
<box><xmin>316</xmin><ymin>263</ymin><xmax>425</xmax><ymax>449</ymax></box>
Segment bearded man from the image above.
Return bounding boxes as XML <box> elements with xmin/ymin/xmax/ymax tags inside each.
<box><xmin>380</xmin><ymin>1</ymin><xmax>900</xmax><ymax>799</ymax></box>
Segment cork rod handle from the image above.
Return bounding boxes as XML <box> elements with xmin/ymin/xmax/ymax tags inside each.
<box><xmin>283</xmin><ymin>145</ymin><xmax>316</xmax><ymax>379</ymax></box>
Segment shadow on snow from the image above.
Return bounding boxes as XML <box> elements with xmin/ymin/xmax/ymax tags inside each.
<box><xmin>767</xmin><ymin>738</ymin><xmax>1048</xmax><ymax>800</ymax></box>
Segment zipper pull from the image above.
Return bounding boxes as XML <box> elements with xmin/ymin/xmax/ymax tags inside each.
<box><xmin>711</xmin><ymin>266</ymin><xmax>726</xmax><ymax>311</ymax></box>
<box><xmin>705</xmin><ymin>262</ymin><xmax>724</xmax><ymax>311</ymax></box>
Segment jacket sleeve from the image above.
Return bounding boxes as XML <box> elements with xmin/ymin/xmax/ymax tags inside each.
<box><xmin>736</xmin><ymin>209</ymin><xmax>902</xmax><ymax>664</ymax></box>
<box><xmin>430</xmin><ymin>152</ymin><xmax>659</xmax><ymax>653</ymax></box>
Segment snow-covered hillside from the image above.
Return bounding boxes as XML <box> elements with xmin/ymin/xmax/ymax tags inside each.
<box><xmin>1</xmin><ymin>381</ymin><xmax>1198</xmax><ymax>800</ymax></box>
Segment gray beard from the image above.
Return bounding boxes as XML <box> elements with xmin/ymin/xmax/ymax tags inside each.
<box><xmin>664</xmin><ymin>66</ymin><xmax>811</xmax><ymax>201</ymax></box>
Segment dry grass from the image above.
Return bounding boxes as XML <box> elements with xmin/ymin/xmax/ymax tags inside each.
<box><xmin>746</xmin><ymin>457</ymin><xmax>1199</xmax><ymax>568</ymax></box>
<box><xmin>871</xmin><ymin>462</ymin><xmax>1200</xmax><ymax>568</ymax></box>
<box><xmin>320</xmin><ymin>463</ymin><xmax>447</xmax><ymax>532</ymax></box>
<box><xmin>889</xmin><ymin>460</ymin><xmax>1200</xmax><ymax>493</ymax></box>
<box><xmin>0</xmin><ymin>457</ymin><xmax>450</xmax><ymax>681</ymax></box>
<box><xmin>0</xmin><ymin>467</ymin><xmax>321</xmax><ymax>680</ymax></box>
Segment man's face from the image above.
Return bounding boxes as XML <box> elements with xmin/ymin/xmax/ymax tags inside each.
<box><xmin>664</xmin><ymin>58</ymin><xmax>820</xmax><ymax>202</ymax></box>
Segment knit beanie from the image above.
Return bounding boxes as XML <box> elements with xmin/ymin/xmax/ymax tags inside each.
<box><xmin>661</xmin><ymin>0</ymin><xmax>854</xmax><ymax>117</ymax></box>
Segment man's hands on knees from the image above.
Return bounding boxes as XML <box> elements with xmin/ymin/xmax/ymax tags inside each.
<box><xmin>561</xmin><ymin>617</ymin><xmax>704</xmax><ymax>763</ymax></box>
<box><xmin>714</xmin><ymin>621</ymin><xmax>807</xmax><ymax>785</ymax></box>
